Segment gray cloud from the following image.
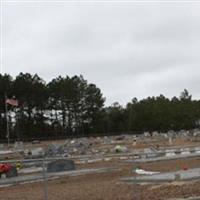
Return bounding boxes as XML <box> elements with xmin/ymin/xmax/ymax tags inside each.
<box><xmin>2</xmin><ymin>4</ymin><xmax>200</xmax><ymax>105</ymax></box>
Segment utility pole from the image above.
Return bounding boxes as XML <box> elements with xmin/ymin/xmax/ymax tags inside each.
<box><xmin>15</xmin><ymin>107</ymin><xmax>20</xmax><ymax>141</ymax></box>
<box><xmin>4</xmin><ymin>93</ymin><xmax>10</xmax><ymax>147</ymax></box>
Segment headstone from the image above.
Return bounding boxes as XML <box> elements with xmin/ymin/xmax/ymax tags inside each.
<box><xmin>152</xmin><ymin>131</ymin><xmax>159</xmax><ymax>137</ymax></box>
<box><xmin>168</xmin><ymin>137</ymin><xmax>172</xmax><ymax>145</ymax></box>
<box><xmin>87</xmin><ymin>158</ymin><xmax>102</xmax><ymax>163</ymax></box>
<box><xmin>132</xmin><ymin>137</ymin><xmax>137</xmax><ymax>146</ymax></box>
<box><xmin>141</xmin><ymin>154</ymin><xmax>147</xmax><ymax>159</ymax></box>
<box><xmin>104</xmin><ymin>158</ymin><xmax>112</xmax><ymax>162</ymax></box>
<box><xmin>144</xmin><ymin>148</ymin><xmax>157</xmax><ymax>158</ymax></box>
<box><xmin>31</xmin><ymin>147</ymin><xmax>44</xmax><ymax>157</ymax></box>
<box><xmin>180</xmin><ymin>148</ymin><xmax>190</xmax><ymax>155</ymax></box>
<box><xmin>70</xmin><ymin>140</ymin><xmax>75</xmax><ymax>144</ymax></box>
<box><xmin>144</xmin><ymin>148</ymin><xmax>151</xmax><ymax>153</ymax></box>
<box><xmin>163</xmin><ymin>134</ymin><xmax>168</xmax><ymax>139</ymax></box>
<box><xmin>73</xmin><ymin>148</ymin><xmax>78</xmax><ymax>153</ymax></box>
<box><xmin>115</xmin><ymin>135</ymin><xmax>125</xmax><ymax>141</ymax></box>
<box><xmin>46</xmin><ymin>143</ymin><xmax>64</xmax><ymax>156</ymax></box>
<box><xmin>168</xmin><ymin>130</ymin><xmax>176</xmax><ymax>137</ymax></box>
<box><xmin>6</xmin><ymin>166</ymin><xmax>18</xmax><ymax>178</ymax></box>
<box><xmin>114</xmin><ymin>145</ymin><xmax>127</xmax><ymax>153</ymax></box>
<box><xmin>132</xmin><ymin>141</ymin><xmax>137</xmax><ymax>146</ymax></box>
<box><xmin>47</xmin><ymin>159</ymin><xmax>75</xmax><ymax>173</ymax></box>
<box><xmin>104</xmin><ymin>136</ymin><xmax>111</xmax><ymax>144</ymax></box>
<box><xmin>178</xmin><ymin>130</ymin><xmax>188</xmax><ymax>137</ymax></box>
<box><xmin>32</xmin><ymin>140</ymin><xmax>40</xmax><ymax>144</ymax></box>
<box><xmin>0</xmin><ymin>144</ymin><xmax>4</xmax><ymax>150</ymax></box>
<box><xmin>193</xmin><ymin>130</ymin><xmax>200</xmax><ymax>137</ymax></box>
<box><xmin>165</xmin><ymin>149</ymin><xmax>176</xmax><ymax>157</ymax></box>
<box><xmin>195</xmin><ymin>147</ymin><xmax>200</xmax><ymax>154</ymax></box>
<box><xmin>120</xmin><ymin>156</ymin><xmax>128</xmax><ymax>160</ymax></box>
<box><xmin>144</xmin><ymin>132</ymin><xmax>150</xmax><ymax>137</ymax></box>
<box><xmin>14</xmin><ymin>141</ymin><xmax>23</xmax><ymax>150</ymax></box>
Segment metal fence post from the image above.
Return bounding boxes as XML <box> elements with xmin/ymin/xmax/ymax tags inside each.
<box><xmin>42</xmin><ymin>157</ymin><xmax>48</xmax><ymax>200</ymax></box>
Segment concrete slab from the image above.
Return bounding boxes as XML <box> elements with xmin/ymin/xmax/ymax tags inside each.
<box><xmin>0</xmin><ymin>150</ymin><xmax>13</xmax><ymax>155</ymax></box>
<box><xmin>122</xmin><ymin>168</ymin><xmax>200</xmax><ymax>183</ymax></box>
<box><xmin>19</xmin><ymin>167</ymin><xmax>43</xmax><ymax>174</ymax></box>
<box><xmin>127</xmin><ymin>152</ymin><xmax>200</xmax><ymax>163</ymax></box>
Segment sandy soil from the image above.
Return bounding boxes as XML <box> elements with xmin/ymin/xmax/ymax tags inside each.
<box><xmin>1</xmin><ymin>171</ymin><xmax>200</xmax><ymax>200</ymax></box>
<box><xmin>1</xmin><ymin>157</ymin><xmax>200</xmax><ymax>200</ymax></box>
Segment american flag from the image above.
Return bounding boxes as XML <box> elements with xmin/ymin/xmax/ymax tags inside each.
<box><xmin>5</xmin><ymin>98</ymin><xmax>19</xmax><ymax>106</ymax></box>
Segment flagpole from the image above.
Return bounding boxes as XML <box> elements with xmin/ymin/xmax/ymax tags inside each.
<box><xmin>5</xmin><ymin>93</ymin><xmax>10</xmax><ymax>147</ymax></box>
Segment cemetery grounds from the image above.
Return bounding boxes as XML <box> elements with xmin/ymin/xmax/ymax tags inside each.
<box><xmin>1</xmin><ymin>132</ymin><xmax>200</xmax><ymax>200</ymax></box>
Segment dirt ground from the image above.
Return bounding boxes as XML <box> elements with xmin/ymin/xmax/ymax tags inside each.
<box><xmin>0</xmin><ymin>173</ymin><xmax>200</xmax><ymax>200</ymax></box>
<box><xmin>77</xmin><ymin>156</ymin><xmax>200</xmax><ymax>172</ymax></box>
<box><xmin>1</xmin><ymin>157</ymin><xmax>200</xmax><ymax>200</ymax></box>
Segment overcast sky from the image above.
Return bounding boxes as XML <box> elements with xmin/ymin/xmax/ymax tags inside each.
<box><xmin>1</xmin><ymin>1</ymin><xmax>200</xmax><ymax>105</ymax></box>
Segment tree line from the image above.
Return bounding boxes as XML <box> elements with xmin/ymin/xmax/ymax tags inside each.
<box><xmin>0</xmin><ymin>73</ymin><xmax>200</xmax><ymax>141</ymax></box>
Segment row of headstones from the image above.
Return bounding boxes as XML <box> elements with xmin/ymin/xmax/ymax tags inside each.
<box><xmin>165</xmin><ymin>147</ymin><xmax>200</xmax><ymax>157</ymax></box>
<box><xmin>143</xmin><ymin>129</ymin><xmax>200</xmax><ymax>138</ymax></box>
<box><xmin>141</xmin><ymin>147</ymin><xmax>200</xmax><ymax>159</ymax></box>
